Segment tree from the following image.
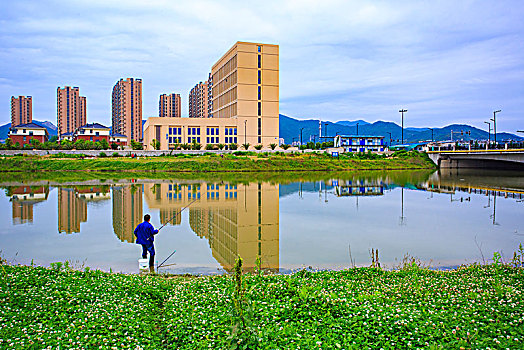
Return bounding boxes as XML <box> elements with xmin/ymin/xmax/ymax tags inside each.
<box><xmin>150</xmin><ymin>139</ymin><xmax>160</xmax><ymax>150</ymax></box>
<box><xmin>191</xmin><ymin>140</ymin><xmax>202</xmax><ymax>150</ymax></box>
<box><xmin>99</xmin><ymin>138</ymin><xmax>110</xmax><ymax>150</ymax></box>
<box><xmin>131</xmin><ymin>140</ymin><xmax>143</xmax><ymax>150</ymax></box>
<box><xmin>111</xmin><ymin>142</ymin><xmax>119</xmax><ymax>150</ymax></box>
<box><xmin>29</xmin><ymin>138</ymin><xmax>41</xmax><ymax>149</ymax></box>
<box><xmin>242</xmin><ymin>143</ymin><xmax>250</xmax><ymax>150</ymax></box>
<box><xmin>5</xmin><ymin>138</ymin><xmax>14</xmax><ymax>150</ymax></box>
<box><xmin>269</xmin><ymin>143</ymin><xmax>277</xmax><ymax>150</ymax></box>
<box><xmin>49</xmin><ymin>135</ymin><xmax>58</xmax><ymax>143</ymax></box>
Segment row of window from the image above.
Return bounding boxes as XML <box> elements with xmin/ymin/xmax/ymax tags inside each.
<box><xmin>169</xmin><ymin>127</ymin><xmax>182</xmax><ymax>135</ymax></box>
<box><xmin>225</xmin><ymin>128</ymin><xmax>237</xmax><ymax>135</ymax></box>
<box><xmin>168</xmin><ymin>136</ymin><xmax>182</xmax><ymax>144</ymax></box>
<box><xmin>188</xmin><ymin>127</ymin><xmax>201</xmax><ymax>135</ymax></box>
<box><xmin>225</xmin><ymin>137</ymin><xmax>238</xmax><ymax>144</ymax></box>
<box><xmin>207</xmin><ymin>137</ymin><xmax>219</xmax><ymax>144</ymax></box>
<box><xmin>207</xmin><ymin>127</ymin><xmax>219</xmax><ymax>135</ymax></box>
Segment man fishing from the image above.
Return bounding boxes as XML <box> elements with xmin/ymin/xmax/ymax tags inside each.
<box><xmin>134</xmin><ymin>214</ymin><xmax>158</xmax><ymax>269</ymax></box>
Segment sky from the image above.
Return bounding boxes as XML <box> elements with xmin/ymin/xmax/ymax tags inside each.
<box><xmin>1</xmin><ymin>0</ymin><xmax>523</xmax><ymax>132</ymax></box>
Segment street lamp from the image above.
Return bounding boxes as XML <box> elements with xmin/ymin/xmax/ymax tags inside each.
<box><xmin>428</xmin><ymin>128</ymin><xmax>434</xmax><ymax>142</ymax></box>
<box><xmin>484</xmin><ymin>121</ymin><xmax>491</xmax><ymax>145</ymax></box>
<box><xmin>299</xmin><ymin>128</ymin><xmax>304</xmax><ymax>146</ymax></box>
<box><xmin>491</xmin><ymin>110</ymin><xmax>501</xmax><ymax>145</ymax></box>
<box><xmin>399</xmin><ymin>109</ymin><xmax>407</xmax><ymax>144</ymax></box>
<box><xmin>324</xmin><ymin>123</ymin><xmax>328</xmax><ymax>139</ymax></box>
<box><xmin>244</xmin><ymin>119</ymin><xmax>247</xmax><ymax>145</ymax></box>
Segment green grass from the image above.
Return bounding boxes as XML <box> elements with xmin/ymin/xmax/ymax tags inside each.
<box><xmin>1</xmin><ymin>263</ymin><xmax>522</xmax><ymax>349</ymax></box>
<box><xmin>0</xmin><ymin>151</ymin><xmax>436</xmax><ymax>174</ymax></box>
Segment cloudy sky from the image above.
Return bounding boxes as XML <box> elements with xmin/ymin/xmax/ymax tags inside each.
<box><xmin>1</xmin><ymin>0</ymin><xmax>523</xmax><ymax>132</ymax></box>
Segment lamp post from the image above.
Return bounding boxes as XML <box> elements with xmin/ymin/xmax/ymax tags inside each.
<box><xmin>244</xmin><ymin>119</ymin><xmax>247</xmax><ymax>146</ymax></box>
<box><xmin>484</xmin><ymin>121</ymin><xmax>491</xmax><ymax>146</ymax></box>
<box><xmin>428</xmin><ymin>128</ymin><xmax>434</xmax><ymax>142</ymax></box>
<box><xmin>491</xmin><ymin>110</ymin><xmax>501</xmax><ymax>145</ymax></box>
<box><xmin>399</xmin><ymin>109</ymin><xmax>407</xmax><ymax>144</ymax></box>
<box><xmin>324</xmin><ymin>123</ymin><xmax>328</xmax><ymax>140</ymax></box>
<box><xmin>299</xmin><ymin>128</ymin><xmax>304</xmax><ymax>146</ymax></box>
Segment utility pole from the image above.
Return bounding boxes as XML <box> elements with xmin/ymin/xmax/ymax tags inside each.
<box><xmin>244</xmin><ymin>119</ymin><xmax>247</xmax><ymax>145</ymax></box>
<box><xmin>428</xmin><ymin>128</ymin><xmax>434</xmax><ymax>142</ymax></box>
<box><xmin>299</xmin><ymin>128</ymin><xmax>304</xmax><ymax>146</ymax></box>
<box><xmin>491</xmin><ymin>110</ymin><xmax>501</xmax><ymax>145</ymax></box>
<box><xmin>386</xmin><ymin>132</ymin><xmax>392</xmax><ymax>146</ymax></box>
<box><xmin>356</xmin><ymin>122</ymin><xmax>359</xmax><ymax>136</ymax></box>
<box><xmin>399</xmin><ymin>109</ymin><xmax>407</xmax><ymax>144</ymax></box>
<box><xmin>324</xmin><ymin>123</ymin><xmax>328</xmax><ymax>140</ymax></box>
<box><xmin>484</xmin><ymin>121</ymin><xmax>491</xmax><ymax>146</ymax></box>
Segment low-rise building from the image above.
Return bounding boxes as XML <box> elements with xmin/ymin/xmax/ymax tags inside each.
<box><xmin>76</xmin><ymin>123</ymin><xmax>110</xmax><ymax>143</ymax></box>
<box><xmin>8</xmin><ymin>122</ymin><xmax>49</xmax><ymax>146</ymax></box>
<box><xmin>60</xmin><ymin>132</ymin><xmax>75</xmax><ymax>142</ymax></box>
<box><xmin>76</xmin><ymin>123</ymin><xmax>110</xmax><ymax>142</ymax></box>
<box><xmin>334</xmin><ymin>135</ymin><xmax>385</xmax><ymax>153</ymax></box>
<box><xmin>110</xmin><ymin>133</ymin><xmax>128</xmax><ymax>147</ymax></box>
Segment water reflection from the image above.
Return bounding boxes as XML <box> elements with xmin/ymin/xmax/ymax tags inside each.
<box><xmin>1</xmin><ymin>169</ymin><xmax>523</xmax><ymax>273</ymax></box>
<box><xmin>143</xmin><ymin>182</ymin><xmax>279</xmax><ymax>272</ymax></box>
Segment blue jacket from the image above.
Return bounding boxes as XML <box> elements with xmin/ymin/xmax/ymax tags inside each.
<box><xmin>134</xmin><ymin>221</ymin><xmax>158</xmax><ymax>245</ymax></box>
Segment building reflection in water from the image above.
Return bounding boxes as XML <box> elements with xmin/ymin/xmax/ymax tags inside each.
<box><xmin>112</xmin><ymin>185</ymin><xmax>143</xmax><ymax>243</ymax></box>
<box><xmin>9</xmin><ymin>186</ymin><xmax>49</xmax><ymax>225</ymax></box>
<box><xmin>58</xmin><ymin>186</ymin><xmax>111</xmax><ymax>234</ymax></box>
<box><xmin>330</xmin><ymin>179</ymin><xmax>385</xmax><ymax>197</ymax></box>
<box><xmin>144</xmin><ymin>182</ymin><xmax>279</xmax><ymax>272</ymax></box>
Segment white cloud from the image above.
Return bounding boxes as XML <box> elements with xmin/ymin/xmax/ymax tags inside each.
<box><xmin>0</xmin><ymin>0</ymin><xmax>523</xmax><ymax>132</ymax></box>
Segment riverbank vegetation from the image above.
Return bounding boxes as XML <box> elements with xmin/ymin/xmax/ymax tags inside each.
<box><xmin>1</xmin><ymin>257</ymin><xmax>523</xmax><ymax>349</ymax></box>
<box><xmin>0</xmin><ymin>150</ymin><xmax>435</xmax><ymax>173</ymax></box>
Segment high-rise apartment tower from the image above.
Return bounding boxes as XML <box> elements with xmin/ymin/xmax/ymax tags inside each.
<box><xmin>159</xmin><ymin>93</ymin><xmax>181</xmax><ymax>118</ymax></box>
<box><xmin>57</xmin><ymin>86</ymin><xmax>86</xmax><ymax>138</ymax></box>
<box><xmin>189</xmin><ymin>81</ymin><xmax>209</xmax><ymax>118</ymax></box>
<box><xmin>11</xmin><ymin>96</ymin><xmax>32</xmax><ymax>127</ymax></box>
<box><xmin>112</xmin><ymin>78</ymin><xmax>142</xmax><ymax>144</ymax></box>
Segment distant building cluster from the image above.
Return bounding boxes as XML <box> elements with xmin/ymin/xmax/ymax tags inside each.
<box><xmin>8</xmin><ymin>41</ymin><xmax>279</xmax><ymax>150</ymax></box>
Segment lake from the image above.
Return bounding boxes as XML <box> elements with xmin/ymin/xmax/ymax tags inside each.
<box><xmin>1</xmin><ymin>169</ymin><xmax>523</xmax><ymax>274</ymax></box>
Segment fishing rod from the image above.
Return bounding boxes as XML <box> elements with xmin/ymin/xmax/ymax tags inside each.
<box><xmin>156</xmin><ymin>198</ymin><xmax>198</xmax><ymax>270</ymax></box>
<box><xmin>157</xmin><ymin>198</ymin><xmax>197</xmax><ymax>231</ymax></box>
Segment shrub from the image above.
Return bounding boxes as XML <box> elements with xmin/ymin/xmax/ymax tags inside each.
<box><xmin>242</xmin><ymin>143</ymin><xmax>250</xmax><ymax>150</ymax></box>
<box><xmin>229</xmin><ymin>143</ymin><xmax>238</xmax><ymax>150</ymax></box>
<box><xmin>111</xmin><ymin>142</ymin><xmax>119</xmax><ymax>150</ymax></box>
<box><xmin>269</xmin><ymin>143</ymin><xmax>277</xmax><ymax>150</ymax></box>
<box><xmin>99</xmin><ymin>138</ymin><xmax>110</xmax><ymax>150</ymax></box>
<box><xmin>131</xmin><ymin>140</ymin><xmax>144</xmax><ymax>150</ymax></box>
<box><xmin>205</xmin><ymin>144</ymin><xmax>214</xmax><ymax>150</ymax></box>
<box><xmin>99</xmin><ymin>152</ymin><xmax>107</xmax><ymax>158</ymax></box>
<box><xmin>280</xmin><ymin>144</ymin><xmax>291</xmax><ymax>150</ymax></box>
<box><xmin>112</xmin><ymin>152</ymin><xmax>120</xmax><ymax>157</ymax></box>
<box><xmin>191</xmin><ymin>141</ymin><xmax>202</xmax><ymax>150</ymax></box>
<box><xmin>218</xmin><ymin>143</ymin><xmax>225</xmax><ymax>150</ymax></box>
<box><xmin>254</xmin><ymin>144</ymin><xmax>263</xmax><ymax>150</ymax></box>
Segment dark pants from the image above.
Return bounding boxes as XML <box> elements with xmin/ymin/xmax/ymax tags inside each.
<box><xmin>141</xmin><ymin>244</ymin><xmax>155</xmax><ymax>267</ymax></box>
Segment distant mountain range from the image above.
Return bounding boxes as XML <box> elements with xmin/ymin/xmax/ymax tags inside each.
<box><xmin>2</xmin><ymin>115</ymin><xmax>522</xmax><ymax>145</ymax></box>
<box><xmin>278</xmin><ymin>114</ymin><xmax>523</xmax><ymax>144</ymax></box>
<box><xmin>0</xmin><ymin>121</ymin><xmax>58</xmax><ymax>141</ymax></box>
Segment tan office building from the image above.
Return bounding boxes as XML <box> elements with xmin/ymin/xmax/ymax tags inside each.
<box><xmin>159</xmin><ymin>93</ymin><xmax>181</xmax><ymax>118</ymax></box>
<box><xmin>11</xmin><ymin>96</ymin><xmax>32</xmax><ymax>127</ymax></box>
<box><xmin>112</xmin><ymin>78</ymin><xmax>142</xmax><ymax>144</ymax></box>
<box><xmin>189</xmin><ymin>81</ymin><xmax>209</xmax><ymax>118</ymax></box>
<box><xmin>144</xmin><ymin>42</ymin><xmax>279</xmax><ymax>150</ymax></box>
<box><xmin>57</xmin><ymin>86</ymin><xmax>86</xmax><ymax>139</ymax></box>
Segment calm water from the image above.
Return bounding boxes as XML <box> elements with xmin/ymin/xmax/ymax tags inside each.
<box><xmin>1</xmin><ymin>169</ymin><xmax>523</xmax><ymax>274</ymax></box>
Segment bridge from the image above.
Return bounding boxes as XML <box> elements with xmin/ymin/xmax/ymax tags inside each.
<box><xmin>427</xmin><ymin>149</ymin><xmax>524</xmax><ymax>169</ymax></box>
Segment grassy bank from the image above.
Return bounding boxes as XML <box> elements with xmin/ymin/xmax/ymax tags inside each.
<box><xmin>1</xmin><ymin>262</ymin><xmax>522</xmax><ymax>349</ymax></box>
<box><xmin>0</xmin><ymin>151</ymin><xmax>435</xmax><ymax>173</ymax></box>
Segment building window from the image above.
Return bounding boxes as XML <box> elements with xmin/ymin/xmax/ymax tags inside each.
<box><xmin>258</xmin><ymin>86</ymin><xmax>261</xmax><ymax>100</ymax></box>
<box><xmin>258</xmin><ymin>55</ymin><xmax>261</xmax><ymax>68</ymax></box>
<box><xmin>258</xmin><ymin>45</ymin><xmax>261</xmax><ymax>52</ymax></box>
<box><xmin>258</xmin><ymin>70</ymin><xmax>261</xmax><ymax>84</ymax></box>
<box><xmin>258</xmin><ymin>102</ymin><xmax>261</xmax><ymax>116</ymax></box>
